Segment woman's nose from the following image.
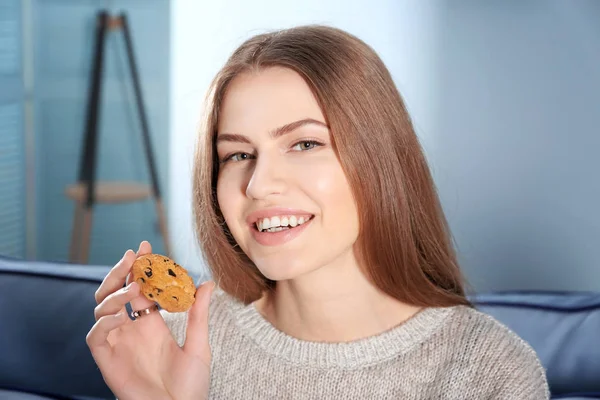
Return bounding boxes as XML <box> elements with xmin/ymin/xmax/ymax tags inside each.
<box><xmin>245</xmin><ymin>155</ymin><xmax>287</xmax><ymax>200</ymax></box>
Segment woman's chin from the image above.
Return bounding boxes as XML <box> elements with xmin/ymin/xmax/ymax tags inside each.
<box><xmin>256</xmin><ymin>262</ymin><xmax>313</xmax><ymax>282</ymax></box>
<box><xmin>258</xmin><ymin>268</ymin><xmax>299</xmax><ymax>282</ymax></box>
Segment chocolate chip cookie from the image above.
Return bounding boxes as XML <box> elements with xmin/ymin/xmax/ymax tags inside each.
<box><xmin>131</xmin><ymin>254</ymin><xmax>196</xmax><ymax>312</ymax></box>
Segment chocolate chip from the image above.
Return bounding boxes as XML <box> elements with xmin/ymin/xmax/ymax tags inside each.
<box><xmin>168</xmin><ymin>269</ymin><xmax>176</xmax><ymax>277</ymax></box>
<box><xmin>139</xmin><ymin>277</ymin><xmax>145</xmax><ymax>283</ymax></box>
<box><xmin>156</xmin><ymin>288</ymin><xmax>163</xmax><ymax>293</ymax></box>
<box><xmin>144</xmin><ymin>268</ymin><xmax>152</xmax><ymax>278</ymax></box>
<box><xmin>172</xmin><ymin>296</ymin><xmax>178</xmax><ymax>300</ymax></box>
<box><xmin>148</xmin><ymin>293</ymin><xmax>153</xmax><ymax>298</ymax></box>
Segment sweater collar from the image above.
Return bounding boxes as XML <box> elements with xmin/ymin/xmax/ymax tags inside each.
<box><xmin>226</xmin><ymin>294</ymin><xmax>457</xmax><ymax>369</ymax></box>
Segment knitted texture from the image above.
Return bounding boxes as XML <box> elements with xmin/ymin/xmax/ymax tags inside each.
<box><xmin>161</xmin><ymin>289</ymin><xmax>550</xmax><ymax>399</ymax></box>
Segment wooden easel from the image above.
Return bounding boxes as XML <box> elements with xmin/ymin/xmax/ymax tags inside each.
<box><xmin>66</xmin><ymin>10</ymin><xmax>171</xmax><ymax>263</ymax></box>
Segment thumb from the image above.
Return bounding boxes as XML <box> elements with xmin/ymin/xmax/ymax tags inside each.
<box><xmin>183</xmin><ymin>281</ymin><xmax>215</xmax><ymax>359</ymax></box>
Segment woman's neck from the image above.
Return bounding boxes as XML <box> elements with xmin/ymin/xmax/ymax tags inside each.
<box><xmin>254</xmin><ymin>259</ymin><xmax>422</xmax><ymax>343</ymax></box>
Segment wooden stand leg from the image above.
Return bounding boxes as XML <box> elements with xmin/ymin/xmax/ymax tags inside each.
<box><xmin>69</xmin><ymin>202</ymin><xmax>84</xmax><ymax>262</ymax></box>
<box><xmin>80</xmin><ymin>206</ymin><xmax>94</xmax><ymax>264</ymax></box>
<box><xmin>70</xmin><ymin>11</ymin><xmax>107</xmax><ymax>264</ymax></box>
<box><xmin>121</xmin><ymin>12</ymin><xmax>172</xmax><ymax>258</ymax></box>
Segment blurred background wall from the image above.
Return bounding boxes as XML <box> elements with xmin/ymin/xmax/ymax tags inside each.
<box><xmin>1</xmin><ymin>0</ymin><xmax>598</xmax><ymax>292</ymax></box>
<box><xmin>0</xmin><ymin>0</ymin><xmax>170</xmax><ymax>264</ymax></box>
<box><xmin>31</xmin><ymin>0</ymin><xmax>171</xmax><ymax>263</ymax></box>
<box><xmin>432</xmin><ymin>0</ymin><xmax>600</xmax><ymax>291</ymax></box>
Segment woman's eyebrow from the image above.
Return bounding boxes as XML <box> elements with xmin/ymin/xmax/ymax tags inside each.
<box><xmin>216</xmin><ymin>118</ymin><xmax>328</xmax><ymax>144</ymax></box>
<box><xmin>215</xmin><ymin>133</ymin><xmax>250</xmax><ymax>144</ymax></box>
<box><xmin>269</xmin><ymin>118</ymin><xmax>328</xmax><ymax>139</ymax></box>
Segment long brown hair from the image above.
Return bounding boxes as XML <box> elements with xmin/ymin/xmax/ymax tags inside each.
<box><xmin>193</xmin><ymin>25</ymin><xmax>471</xmax><ymax>306</ymax></box>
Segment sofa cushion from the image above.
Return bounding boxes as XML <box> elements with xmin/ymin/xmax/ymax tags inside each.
<box><xmin>0</xmin><ymin>256</ymin><xmax>113</xmax><ymax>399</ymax></box>
<box><xmin>0</xmin><ymin>388</ymin><xmax>103</xmax><ymax>400</ymax></box>
<box><xmin>0</xmin><ymin>389</ymin><xmax>58</xmax><ymax>400</ymax></box>
<box><xmin>0</xmin><ymin>388</ymin><xmax>99</xmax><ymax>399</ymax></box>
<box><xmin>471</xmin><ymin>291</ymin><xmax>600</xmax><ymax>397</ymax></box>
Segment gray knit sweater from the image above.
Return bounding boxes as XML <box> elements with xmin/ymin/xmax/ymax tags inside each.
<box><xmin>161</xmin><ymin>289</ymin><xmax>550</xmax><ymax>399</ymax></box>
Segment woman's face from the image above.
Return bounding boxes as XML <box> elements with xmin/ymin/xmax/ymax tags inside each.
<box><xmin>216</xmin><ymin>67</ymin><xmax>359</xmax><ymax>281</ymax></box>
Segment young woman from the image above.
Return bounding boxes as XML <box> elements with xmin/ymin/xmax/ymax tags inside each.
<box><xmin>87</xmin><ymin>25</ymin><xmax>549</xmax><ymax>399</ymax></box>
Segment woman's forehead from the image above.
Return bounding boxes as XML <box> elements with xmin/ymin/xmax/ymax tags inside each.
<box><xmin>217</xmin><ymin>67</ymin><xmax>326</xmax><ymax>137</ymax></box>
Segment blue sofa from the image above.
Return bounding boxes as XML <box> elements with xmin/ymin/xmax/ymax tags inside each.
<box><xmin>473</xmin><ymin>291</ymin><xmax>600</xmax><ymax>399</ymax></box>
<box><xmin>1</xmin><ymin>255</ymin><xmax>599</xmax><ymax>399</ymax></box>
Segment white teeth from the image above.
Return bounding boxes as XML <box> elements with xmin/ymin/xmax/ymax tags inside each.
<box><xmin>256</xmin><ymin>215</ymin><xmax>311</xmax><ymax>231</ymax></box>
<box><xmin>271</xmin><ymin>216</ymin><xmax>280</xmax><ymax>228</ymax></box>
<box><xmin>262</xmin><ymin>218</ymin><xmax>271</xmax><ymax>230</ymax></box>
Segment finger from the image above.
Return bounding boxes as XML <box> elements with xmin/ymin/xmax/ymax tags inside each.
<box><xmin>129</xmin><ymin>241</ymin><xmax>156</xmax><ymax>311</ymax></box>
<box><xmin>125</xmin><ymin>241</ymin><xmax>153</xmax><ymax>286</ymax></box>
<box><xmin>137</xmin><ymin>240</ymin><xmax>152</xmax><ymax>256</ymax></box>
<box><xmin>129</xmin><ymin>291</ymin><xmax>156</xmax><ymax>314</ymax></box>
<box><xmin>183</xmin><ymin>281</ymin><xmax>215</xmax><ymax>360</ymax></box>
<box><xmin>95</xmin><ymin>249</ymin><xmax>137</xmax><ymax>305</ymax></box>
<box><xmin>86</xmin><ymin>312</ymin><xmax>128</xmax><ymax>363</ymax></box>
<box><xmin>94</xmin><ymin>281</ymin><xmax>140</xmax><ymax>321</ymax></box>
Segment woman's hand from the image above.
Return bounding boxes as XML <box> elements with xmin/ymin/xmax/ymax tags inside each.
<box><xmin>86</xmin><ymin>241</ymin><xmax>214</xmax><ymax>400</ymax></box>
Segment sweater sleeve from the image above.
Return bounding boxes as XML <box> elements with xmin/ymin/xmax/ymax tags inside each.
<box><xmin>455</xmin><ymin>309</ymin><xmax>550</xmax><ymax>400</ymax></box>
<box><xmin>489</xmin><ymin>342</ymin><xmax>550</xmax><ymax>400</ymax></box>
<box><xmin>475</xmin><ymin>314</ymin><xmax>551</xmax><ymax>400</ymax></box>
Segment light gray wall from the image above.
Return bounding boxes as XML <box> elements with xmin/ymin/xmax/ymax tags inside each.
<box><xmin>431</xmin><ymin>0</ymin><xmax>600</xmax><ymax>291</ymax></box>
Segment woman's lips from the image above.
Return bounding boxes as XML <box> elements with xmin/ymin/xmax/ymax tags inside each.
<box><xmin>246</xmin><ymin>207</ymin><xmax>314</xmax><ymax>225</ymax></box>
<box><xmin>250</xmin><ymin>216</ymin><xmax>314</xmax><ymax>246</ymax></box>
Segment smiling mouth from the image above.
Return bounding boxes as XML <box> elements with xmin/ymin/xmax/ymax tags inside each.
<box><xmin>255</xmin><ymin>215</ymin><xmax>314</xmax><ymax>233</ymax></box>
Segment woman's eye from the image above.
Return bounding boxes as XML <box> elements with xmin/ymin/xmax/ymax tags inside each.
<box><xmin>291</xmin><ymin>140</ymin><xmax>322</xmax><ymax>151</ymax></box>
<box><xmin>223</xmin><ymin>152</ymin><xmax>251</xmax><ymax>163</ymax></box>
